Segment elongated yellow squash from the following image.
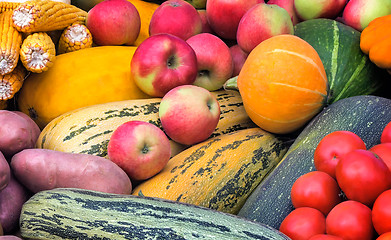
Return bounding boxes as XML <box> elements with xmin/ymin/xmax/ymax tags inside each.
<box><xmin>17</xmin><ymin>46</ymin><xmax>150</xmax><ymax>129</ymax></box>
<box><xmin>36</xmin><ymin>90</ymin><xmax>257</xmax><ymax>158</ymax></box>
<box><xmin>132</xmin><ymin>127</ymin><xmax>288</xmax><ymax>214</ymax></box>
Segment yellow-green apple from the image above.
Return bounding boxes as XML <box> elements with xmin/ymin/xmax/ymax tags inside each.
<box><xmin>268</xmin><ymin>0</ymin><xmax>300</xmax><ymax>25</ymax></box>
<box><xmin>107</xmin><ymin>121</ymin><xmax>171</xmax><ymax>181</ymax></box>
<box><xmin>198</xmin><ymin>9</ymin><xmax>214</xmax><ymax>34</ymax></box>
<box><xmin>293</xmin><ymin>0</ymin><xmax>347</xmax><ymax>21</ymax></box>
<box><xmin>185</xmin><ymin>0</ymin><xmax>207</xmax><ymax>9</ymax></box>
<box><xmin>342</xmin><ymin>0</ymin><xmax>391</xmax><ymax>31</ymax></box>
<box><xmin>186</xmin><ymin>33</ymin><xmax>234</xmax><ymax>91</ymax></box>
<box><xmin>229</xmin><ymin>44</ymin><xmax>248</xmax><ymax>77</ymax></box>
<box><xmin>159</xmin><ymin>85</ymin><xmax>220</xmax><ymax>145</ymax></box>
<box><xmin>86</xmin><ymin>0</ymin><xmax>141</xmax><ymax>46</ymax></box>
<box><xmin>237</xmin><ymin>3</ymin><xmax>294</xmax><ymax>53</ymax></box>
<box><xmin>131</xmin><ymin>33</ymin><xmax>198</xmax><ymax>97</ymax></box>
<box><xmin>149</xmin><ymin>0</ymin><xmax>202</xmax><ymax>40</ymax></box>
<box><xmin>206</xmin><ymin>0</ymin><xmax>264</xmax><ymax>40</ymax></box>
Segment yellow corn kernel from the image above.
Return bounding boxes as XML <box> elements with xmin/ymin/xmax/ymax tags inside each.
<box><xmin>20</xmin><ymin>32</ymin><xmax>56</xmax><ymax>73</ymax></box>
<box><xmin>12</xmin><ymin>0</ymin><xmax>87</xmax><ymax>33</ymax></box>
<box><xmin>0</xmin><ymin>63</ymin><xmax>26</xmax><ymax>100</ymax></box>
<box><xmin>0</xmin><ymin>2</ymin><xmax>21</xmax><ymax>13</ymax></box>
<box><xmin>57</xmin><ymin>23</ymin><xmax>93</xmax><ymax>54</ymax></box>
<box><xmin>0</xmin><ymin>10</ymin><xmax>23</xmax><ymax>75</ymax></box>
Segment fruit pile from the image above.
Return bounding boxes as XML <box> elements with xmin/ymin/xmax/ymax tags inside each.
<box><xmin>280</xmin><ymin>126</ymin><xmax>391</xmax><ymax>239</ymax></box>
<box><xmin>0</xmin><ymin>0</ymin><xmax>391</xmax><ymax>239</ymax></box>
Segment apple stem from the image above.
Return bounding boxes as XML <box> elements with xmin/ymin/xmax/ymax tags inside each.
<box><xmin>167</xmin><ymin>55</ymin><xmax>177</xmax><ymax>69</ymax></box>
<box><xmin>223</xmin><ymin>76</ymin><xmax>239</xmax><ymax>91</ymax></box>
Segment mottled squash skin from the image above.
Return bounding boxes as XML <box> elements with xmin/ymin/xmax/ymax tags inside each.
<box><xmin>17</xmin><ymin>46</ymin><xmax>150</xmax><ymax>129</ymax></box>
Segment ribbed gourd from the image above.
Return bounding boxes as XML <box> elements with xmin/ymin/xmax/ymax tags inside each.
<box><xmin>237</xmin><ymin>34</ymin><xmax>328</xmax><ymax>134</ymax></box>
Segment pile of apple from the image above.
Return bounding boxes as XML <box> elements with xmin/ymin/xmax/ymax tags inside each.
<box><xmin>279</xmin><ymin>122</ymin><xmax>391</xmax><ymax>240</ymax></box>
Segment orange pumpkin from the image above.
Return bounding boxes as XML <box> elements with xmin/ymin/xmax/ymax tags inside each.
<box><xmin>237</xmin><ymin>34</ymin><xmax>328</xmax><ymax>134</ymax></box>
<box><xmin>360</xmin><ymin>14</ymin><xmax>391</xmax><ymax>72</ymax></box>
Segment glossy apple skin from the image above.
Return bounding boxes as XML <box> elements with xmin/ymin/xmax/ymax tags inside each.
<box><xmin>342</xmin><ymin>0</ymin><xmax>391</xmax><ymax>31</ymax></box>
<box><xmin>107</xmin><ymin>121</ymin><xmax>171</xmax><ymax>181</ymax></box>
<box><xmin>198</xmin><ymin>9</ymin><xmax>214</xmax><ymax>34</ymax></box>
<box><xmin>186</xmin><ymin>33</ymin><xmax>233</xmax><ymax>91</ymax></box>
<box><xmin>206</xmin><ymin>0</ymin><xmax>264</xmax><ymax>40</ymax></box>
<box><xmin>159</xmin><ymin>85</ymin><xmax>220</xmax><ymax>145</ymax></box>
<box><xmin>86</xmin><ymin>0</ymin><xmax>141</xmax><ymax>46</ymax></box>
<box><xmin>237</xmin><ymin>3</ymin><xmax>294</xmax><ymax>53</ymax></box>
<box><xmin>131</xmin><ymin>33</ymin><xmax>198</xmax><ymax>97</ymax></box>
<box><xmin>149</xmin><ymin>0</ymin><xmax>202</xmax><ymax>40</ymax></box>
<box><xmin>229</xmin><ymin>44</ymin><xmax>248</xmax><ymax>77</ymax></box>
<box><xmin>268</xmin><ymin>0</ymin><xmax>299</xmax><ymax>25</ymax></box>
<box><xmin>294</xmin><ymin>0</ymin><xmax>347</xmax><ymax>21</ymax></box>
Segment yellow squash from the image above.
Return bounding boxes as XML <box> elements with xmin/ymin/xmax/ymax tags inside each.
<box><xmin>17</xmin><ymin>46</ymin><xmax>150</xmax><ymax>129</ymax></box>
<box><xmin>132</xmin><ymin>127</ymin><xmax>288</xmax><ymax>214</ymax></box>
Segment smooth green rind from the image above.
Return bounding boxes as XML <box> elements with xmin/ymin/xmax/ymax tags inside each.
<box><xmin>238</xmin><ymin>95</ymin><xmax>391</xmax><ymax>229</ymax></box>
<box><xmin>20</xmin><ymin>188</ymin><xmax>290</xmax><ymax>240</ymax></box>
<box><xmin>294</xmin><ymin>18</ymin><xmax>388</xmax><ymax>104</ymax></box>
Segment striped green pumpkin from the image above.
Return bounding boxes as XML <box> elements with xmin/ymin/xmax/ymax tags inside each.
<box><xmin>132</xmin><ymin>127</ymin><xmax>289</xmax><ymax>214</ymax></box>
<box><xmin>36</xmin><ymin>90</ymin><xmax>256</xmax><ymax>158</ymax></box>
<box><xmin>294</xmin><ymin>18</ymin><xmax>388</xmax><ymax>104</ymax></box>
<box><xmin>20</xmin><ymin>188</ymin><xmax>290</xmax><ymax>240</ymax></box>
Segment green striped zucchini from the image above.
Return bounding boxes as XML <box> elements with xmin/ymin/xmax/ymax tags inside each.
<box><xmin>36</xmin><ymin>89</ymin><xmax>256</xmax><ymax>158</ymax></box>
<box><xmin>132</xmin><ymin>127</ymin><xmax>289</xmax><ymax>214</ymax></box>
<box><xmin>238</xmin><ymin>95</ymin><xmax>391</xmax><ymax>229</ymax></box>
<box><xmin>20</xmin><ymin>188</ymin><xmax>290</xmax><ymax>240</ymax></box>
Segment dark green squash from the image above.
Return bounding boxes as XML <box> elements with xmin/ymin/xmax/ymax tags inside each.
<box><xmin>20</xmin><ymin>188</ymin><xmax>290</xmax><ymax>240</ymax></box>
<box><xmin>237</xmin><ymin>95</ymin><xmax>391</xmax><ymax>229</ymax></box>
<box><xmin>294</xmin><ymin>18</ymin><xmax>388</xmax><ymax>104</ymax></box>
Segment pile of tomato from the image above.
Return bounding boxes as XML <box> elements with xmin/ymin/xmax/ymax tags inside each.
<box><xmin>279</xmin><ymin>122</ymin><xmax>391</xmax><ymax>240</ymax></box>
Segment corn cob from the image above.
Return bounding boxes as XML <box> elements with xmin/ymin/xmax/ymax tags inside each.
<box><xmin>11</xmin><ymin>0</ymin><xmax>87</xmax><ymax>33</ymax></box>
<box><xmin>57</xmin><ymin>23</ymin><xmax>92</xmax><ymax>54</ymax></box>
<box><xmin>0</xmin><ymin>63</ymin><xmax>26</xmax><ymax>100</ymax></box>
<box><xmin>0</xmin><ymin>10</ymin><xmax>22</xmax><ymax>75</ymax></box>
<box><xmin>0</xmin><ymin>1</ymin><xmax>21</xmax><ymax>13</ymax></box>
<box><xmin>19</xmin><ymin>32</ymin><xmax>56</xmax><ymax>73</ymax></box>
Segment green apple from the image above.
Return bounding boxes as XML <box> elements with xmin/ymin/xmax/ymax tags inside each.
<box><xmin>185</xmin><ymin>0</ymin><xmax>207</xmax><ymax>9</ymax></box>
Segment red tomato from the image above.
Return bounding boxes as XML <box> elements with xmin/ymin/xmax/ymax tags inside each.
<box><xmin>370</xmin><ymin>142</ymin><xmax>391</xmax><ymax>172</ymax></box>
<box><xmin>372</xmin><ymin>189</ymin><xmax>391</xmax><ymax>235</ymax></box>
<box><xmin>280</xmin><ymin>207</ymin><xmax>326</xmax><ymax>240</ymax></box>
<box><xmin>335</xmin><ymin>149</ymin><xmax>391</xmax><ymax>206</ymax></box>
<box><xmin>377</xmin><ymin>232</ymin><xmax>391</xmax><ymax>240</ymax></box>
<box><xmin>290</xmin><ymin>171</ymin><xmax>341</xmax><ymax>215</ymax></box>
<box><xmin>326</xmin><ymin>200</ymin><xmax>374</xmax><ymax>240</ymax></box>
<box><xmin>381</xmin><ymin>121</ymin><xmax>391</xmax><ymax>143</ymax></box>
<box><xmin>309</xmin><ymin>234</ymin><xmax>343</xmax><ymax>240</ymax></box>
<box><xmin>314</xmin><ymin>131</ymin><xmax>366</xmax><ymax>179</ymax></box>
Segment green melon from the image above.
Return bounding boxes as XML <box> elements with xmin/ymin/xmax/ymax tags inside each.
<box><xmin>294</xmin><ymin>18</ymin><xmax>388</xmax><ymax>104</ymax></box>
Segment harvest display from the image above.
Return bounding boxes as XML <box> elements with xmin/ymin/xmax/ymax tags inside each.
<box><xmin>0</xmin><ymin>0</ymin><xmax>391</xmax><ymax>239</ymax></box>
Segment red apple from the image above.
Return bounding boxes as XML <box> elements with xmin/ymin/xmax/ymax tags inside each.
<box><xmin>198</xmin><ymin>9</ymin><xmax>214</xmax><ymax>34</ymax></box>
<box><xmin>149</xmin><ymin>0</ymin><xmax>202</xmax><ymax>40</ymax></box>
<box><xmin>159</xmin><ymin>85</ymin><xmax>220</xmax><ymax>145</ymax></box>
<box><xmin>107</xmin><ymin>121</ymin><xmax>171</xmax><ymax>181</ymax></box>
<box><xmin>229</xmin><ymin>44</ymin><xmax>248</xmax><ymax>77</ymax></box>
<box><xmin>86</xmin><ymin>0</ymin><xmax>141</xmax><ymax>46</ymax></box>
<box><xmin>268</xmin><ymin>0</ymin><xmax>299</xmax><ymax>25</ymax></box>
<box><xmin>186</xmin><ymin>33</ymin><xmax>234</xmax><ymax>91</ymax></box>
<box><xmin>131</xmin><ymin>33</ymin><xmax>198</xmax><ymax>97</ymax></box>
<box><xmin>294</xmin><ymin>0</ymin><xmax>347</xmax><ymax>21</ymax></box>
<box><xmin>237</xmin><ymin>3</ymin><xmax>294</xmax><ymax>53</ymax></box>
<box><xmin>342</xmin><ymin>0</ymin><xmax>391</xmax><ymax>31</ymax></box>
<box><xmin>206</xmin><ymin>0</ymin><xmax>264</xmax><ymax>40</ymax></box>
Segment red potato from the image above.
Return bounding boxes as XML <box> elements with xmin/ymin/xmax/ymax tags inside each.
<box><xmin>0</xmin><ymin>152</ymin><xmax>10</xmax><ymax>191</ymax></box>
<box><xmin>0</xmin><ymin>110</ymin><xmax>41</xmax><ymax>158</ymax></box>
<box><xmin>0</xmin><ymin>174</ymin><xmax>30</xmax><ymax>234</ymax></box>
<box><xmin>10</xmin><ymin>149</ymin><xmax>132</xmax><ymax>195</ymax></box>
<box><xmin>0</xmin><ymin>236</ymin><xmax>23</xmax><ymax>240</ymax></box>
